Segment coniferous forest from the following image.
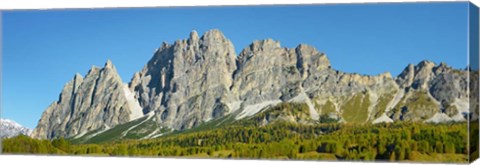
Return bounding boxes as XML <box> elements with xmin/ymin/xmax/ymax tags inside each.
<box><xmin>2</xmin><ymin>120</ymin><xmax>470</xmax><ymax>163</ymax></box>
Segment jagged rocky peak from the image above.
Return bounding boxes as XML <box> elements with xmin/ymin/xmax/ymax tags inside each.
<box><xmin>396</xmin><ymin>60</ymin><xmax>439</xmax><ymax>89</ymax></box>
<box><xmin>33</xmin><ymin>29</ymin><xmax>474</xmax><ymax>141</ymax></box>
<box><xmin>337</xmin><ymin>72</ymin><xmax>394</xmax><ymax>87</ymax></box>
<box><xmin>379</xmin><ymin>72</ymin><xmax>393</xmax><ymax>79</ymax></box>
<box><xmin>74</xmin><ymin>72</ymin><xmax>83</xmax><ymax>81</ymax></box>
<box><xmin>295</xmin><ymin>44</ymin><xmax>331</xmax><ymax>79</ymax></box>
<box><xmin>188</xmin><ymin>30</ymin><xmax>199</xmax><ymax>43</ymax></box>
<box><xmin>396</xmin><ymin>60</ymin><xmax>464</xmax><ymax>91</ymax></box>
<box><xmin>387</xmin><ymin>60</ymin><xmax>470</xmax><ymax>123</ymax></box>
<box><xmin>237</xmin><ymin>39</ymin><xmax>281</xmax><ymax>66</ymax></box>
<box><xmin>32</xmin><ymin>59</ymin><xmax>143</xmax><ymax>139</ymax></box>
<box><xmin>158</xmin><ymin>42</ymin><xmax>171</xmax><ymax>52</ymax></box>
<box><xmin>105</xmin><ymin>59</ymin><xmax>114</xmax><ymax>68</ymax></box>
<box><xmin>250</xmin><ymin>39</ymin><xmax>281</xmax><ymax>51</ymax></box>
<box><xmin>233</xmin><ymin>38</ymin><xmax>302</xmax><ymax>105</ymax></box>
<box><xmin>237</xmin><ymin>39</ymin><xmax>292</xmax><ymax>65</ymax></box>
<box><xmin>171</xmin><ymin>29</ymin><xmax>236</xmax><ymax>69</ymax></box>
<box><xmin>201</xmin><ymin>29</ymin><xmax>229</xmax><ymax>43</ymax></box>
<box><xmin>433</xmin><ymin>62</ymin><xmax>454</xmax><ymax>74</ymax></box>
<box><xmin>417</xmin><ymin>60</ymin><xmax>436</xmax><ymax>68</ymax></box>
<box><xmin>129</xmin><ymin>29</ymin><xmax>238</xmax><ymax>130</ymax></box>
<box><xmin>231</xmin><ymin>39</ymin><xmax>333</xmax><ymax>120</ymax></box>
<box><xmin>396</xmin><ymin>63</ymin><xmax>415</xmax><ymax>88</ymax></box>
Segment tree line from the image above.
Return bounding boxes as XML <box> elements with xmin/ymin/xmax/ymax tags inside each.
<box><xmin>2</xmin><ymin>122</ymin><xmax>469</xmax><ymax>163</ymax></box>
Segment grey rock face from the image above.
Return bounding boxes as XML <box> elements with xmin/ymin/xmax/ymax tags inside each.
<box><xmin>128</xmin><ymin>29</ymin><xmax>471</xmax><ymax>128</ymax></box>
<box><xmin>32</xmin><ymin>60</ymin><xmax>143</xmax><ymax>139</ymax></box>
<box><xmin>232</xmin><ymin>39</ymin><xmax>303</xmax><ymax>105</ymax></box>
<box><xmin>129</xmin><ymin>29</ymin><xmax>237</xmax><ymax>129</ymax></box>
<box><xmin>396</xmin><ymin>60</ymin><xmax>437</xmax><ymax>90</ymax></box>
<box><xmin>389</xmin><ymin>61</ymin><xmax>469</xmax><ymax>122</ymax></box>
<box><xmin>429</xmin><ymin>70</ymin><xmax>468</xmax><ymax>105</ymax></box>
<box><xmin>231</xmin><ymin>41</ymin><xmax>335</xmax><ymax>121</ymax></box>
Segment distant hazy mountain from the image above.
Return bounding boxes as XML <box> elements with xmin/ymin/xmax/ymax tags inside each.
<box><xmin>0</xmin><ymin>119</ymin><xmax>32</xmax><ymax>138</ymax></box>
<box><xmin>31</xmin><ymin>60</ymin><xmax>143</xmax><ymax>139</ymax></box>
<box><xmin>31</xmin><ymin>29</ymin><xmax>477</xmax><ymax>142</ymax></box>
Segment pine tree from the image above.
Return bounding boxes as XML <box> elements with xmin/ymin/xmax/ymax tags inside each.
<box><xmin>389</xmin><ymin>152</ymin><xmax>396</xmax><ymax>161</ymax></box>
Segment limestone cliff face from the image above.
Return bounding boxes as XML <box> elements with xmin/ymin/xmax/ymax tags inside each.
<box><xmin>232</xmin><ymin>39</ymin><xmax>304</xmax><ymax>105</ymax></box>
<box><xmin>129</xmin><ymin>30</ymin><xmax>237</xmax><ymax>129</ymax></box>
<box><xmin>127</xmin><ymin>29</ymin><xmax>471</xmax><ymax>128</ymax></box>
<box><xmin>388</xmin><ymin>61</ymin><xmax>469</xmax><ymax>123</ymax></box>
<box><xmin>126</xmin><ymin>30</ymin><xmax>468</xmax><ymax>129</ymax></box>
<box><xmin>32</xmin><ymin>60</ymin><xmax>143</xmax><ymax>139</ymax></box>
<box><xmin>34</xmin><ymin>29</ymin><xmax>473</xmax><ymax>139</ymax></box>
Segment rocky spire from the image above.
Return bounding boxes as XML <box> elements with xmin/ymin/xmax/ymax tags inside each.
<box><xmin>188</xmin><ymin>30</ymin><xmax>199</xmax><ymax>44</ymax></box>
<box><xmin>128</xmin><ymin>29</ymin><xmax>238</xmax><ymax>129</ymax></box>
<box><xmin>295</xmin><ymin>44</ymin><xmax>331</xmax><ymax>79</ymax></box>
<box><xmin>396</xmin><ymin>60</ymin><xmax>437</xmax><ymax>89</ymax></box>
<box><xmin>32</xmin><ymin>60</ymin><xmax>142</xmax><ymax>139</ymax></box>
<box><xmin>105</xmin><ymin>59</ymin><xmax>114</xmax><ymax>68</ymax></box>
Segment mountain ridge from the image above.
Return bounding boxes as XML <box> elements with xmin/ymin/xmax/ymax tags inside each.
<box><xmin>32</xmin><ymin>29</ymin><xmax>476</xmax><ymax>141</ymax></box>
<box><xmin>0</xmin><ymin>118</ymin><xmax>32</xmax><ymax>138</ymax></box>
<box><xmin>31</xmin><ymin>60</ymin><xmax>143</xmax><ymax>139</ymax></box>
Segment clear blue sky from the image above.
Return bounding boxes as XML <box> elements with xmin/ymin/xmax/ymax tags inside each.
<box><xmin>2</xmin><ymin>2</ymin><xmax>470</xmax><ymax>128</ymax></box>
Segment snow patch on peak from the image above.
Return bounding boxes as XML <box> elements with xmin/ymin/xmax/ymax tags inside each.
<box><xmin>235</xmin><ymin>100</ymin><xmax>282</xmax><ymax>120</ymax></box>
<box><xmin>123</xmin><ymin>84</ymin><xmax>144</xmax><ymax>121</ymax></box>
<box><xmin>0</xmin><ymin>118</ymin><xmax>32</xmax><ymax>138</ymax></box>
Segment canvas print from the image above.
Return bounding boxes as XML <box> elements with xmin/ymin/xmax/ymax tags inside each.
<box><xmin>1</xmin><ymin>1</ymin><xmax>479</xmax><ymax>164</ymax></box>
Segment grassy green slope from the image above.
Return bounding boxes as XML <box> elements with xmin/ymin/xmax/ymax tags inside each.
<box><xmin>72</xmin><ymin>115</ymin><xmax>154</xmax><ymax>144</ymax></box>
<box><xmin>341</xmin><ymin>93</ymin><xmax>370</xmax><ymax>123</ymax></box>
<box><xmin>372</xmin><ymin>92</ymin><xmax>396</xmax><ymax>119</ymax></box>
<box><xmin>389</xmin><ymin>90</ymin><xmax>439</xmax><ymax>121</ymax></box>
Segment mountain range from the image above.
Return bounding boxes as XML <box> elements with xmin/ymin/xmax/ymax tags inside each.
<box><xmin>0</xmin><ymin>119</ymin><xmax>32</xmax><ymax>138</ymax></box>
<box><xmin>29</xmin><ymin>29</ymin><xmax>478</xmax><ymax>142</ymax></box>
